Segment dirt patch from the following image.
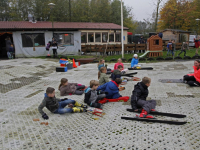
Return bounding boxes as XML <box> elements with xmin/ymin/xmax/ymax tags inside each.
<box><xmin>25</xmin><ymin>90</ymin><xmax>43</xmax><ymax>98</ymax></box>
<box><xmin>0</xmin><ymin>76</ymin><xmax>40</xmax><ymax>93</ymax></box>
<box><xmin>35</xmin><ymin>65</ymin><xmax>46</xmax><ymax>69</ymax></box>
<box><xmin>21</xmin><ymin>62</ymin><xmax>32</xmax><ymax>65</ymax></box>
<box><xmin>167</xmin><ymin>92</ymin><xmax>194</xmax><ymax>98</ymax></box>
<box><xmin>0</xmin><ymin>65</ymin><xmax>14</xmax><ymax>70</ymax></box>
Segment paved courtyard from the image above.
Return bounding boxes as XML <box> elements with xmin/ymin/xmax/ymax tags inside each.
<box><xmin>0</xmin><ymin>58</ymin><xmax>199</xmax><ymax>150</ymax></box>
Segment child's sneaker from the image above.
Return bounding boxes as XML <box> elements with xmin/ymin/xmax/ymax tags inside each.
<box><xmin>74</xmin><ymin>101</ymin><xmax>87</xmax><ymax>108</ymax></box>
<box><xmin>72</xmin><ymin>107</ymin><xmax>86</xmax><ymax>113</ymax></box>
<box><xmin>138</xmin><ymin>109</ymin><xmax>154</xmax><ymax>118</ymax></box>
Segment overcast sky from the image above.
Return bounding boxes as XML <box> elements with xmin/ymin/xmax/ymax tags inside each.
<box><xmin>123</xmin><ymin>0</ymin><xmax>167</xmax><ymax>21</ymax></box>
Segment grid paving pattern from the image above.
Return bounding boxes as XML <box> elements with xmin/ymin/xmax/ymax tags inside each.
<box><xmin>0</xmin><ymin>58</ymin><xmax>199</xmax><ymax>150</ymax></box>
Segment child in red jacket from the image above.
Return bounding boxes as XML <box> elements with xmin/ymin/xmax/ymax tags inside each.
<box><xmin>183</xmin><ymin>60</ymin><xmax>200</xmax><ymax>86</ymax></box>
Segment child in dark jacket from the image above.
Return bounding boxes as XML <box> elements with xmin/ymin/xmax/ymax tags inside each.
<box><xmin>59</xmin><ymin>78</ymin><xmax>85</xmax><ymax>96</ymax></box>
<box><xmin>111</xmin><ymin>65</ymin><xmax>123</xmax><ymax>81</ymax></box>
<box><xmin>38</xmin><ymin>87</ymin><xmax>86</xmax><ymax>119</ymax></box>
<box><xmin>97</xmin><ymin>78</ymin><xmax>122</xmax><ymax>99</ymax></box>
<box><xmin>131</xmin><ymin>77</ymin><xmax>156</xmax><ymax>118</ymax></box>
<box><xmin>84</xmin><ymin>80</ymin><xmax>106</xmax><ymax>109</ymax></box>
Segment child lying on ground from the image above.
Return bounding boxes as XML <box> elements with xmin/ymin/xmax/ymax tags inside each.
<box><xmin>59</xmin><ymin>78</ymin><xmax>85</xmax><ymax>96</ymax></box>
<box><xmin>99</xmin><ymin>67</ymin><xmax>110</xmax><ymax>85</ymax></box>
<box><xmin>131</xmin><ymin>77</ymin><xmax>156</xmax><ymax>118</ymax></box>
<box><xmin>84</xmin><ymin>80</ymin><xmax>106</xmax><ymax>109</ymax></box>
<box><xmin>97</xmin><ymin>78</ymin><xmax>122</xmax><ymax>99</ymax></box>
<box><xmin>38</xmin><ymin>87</ymin><xmax>86</xmax><ymax>119</ymax></box>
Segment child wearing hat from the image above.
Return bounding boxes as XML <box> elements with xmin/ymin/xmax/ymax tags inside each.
<box><xmin>131</xmin><ymin>54</ymin><xmax>139</xmax><ymax>68</ymax></box>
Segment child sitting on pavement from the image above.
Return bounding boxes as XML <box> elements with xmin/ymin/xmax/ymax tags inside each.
<box><xmin>183</xmin><ymin>60</ymin><xmax>200</xmax><ymax>86</ymax></box>
<box><xmin>99</xmin><ymin>67</ymin><xmax>110</xmax><ymax>85</ymax></box>
<box><xmin>38</xmin><ymin>87</ymin><xmax>86</xmax><ymax>120</ymax></box>
<box><xmin>114</xmin><ymin>58</ymin><xmax>124</xmax><ymax>70</ymax></box>
<box><xmin>131</xmin><ymin>54</ymin><xmax>139</xmax><ymax>68</ymax></box>
<box><xmin>59</xmin><ymin>78</ymin><xmax>85</xmax><ymax>96</ymax></box>
<box><xmin>131</xmin><ymin>77</ymin><xmax>156</xmax><ymax>118</ymax></box>
<box><xmin>84</xmin><ymin>80</ymin><xmax>106</xmax><ymax>109</ymax></box>
<box><xmin>97</xmin><ymin>78</ymin><xmax>122</xmax><ymax>99</ymax></box>
<box><xmin>111</xmin><ymin>65</ymin><xmax>123</xmax><ymax>81</ymax></box>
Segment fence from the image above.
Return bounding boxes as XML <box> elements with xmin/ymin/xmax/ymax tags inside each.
<box><xmin>81</xmin><ymin>43</ymin><xmax>182</xmax><ymax>55</ymax></box>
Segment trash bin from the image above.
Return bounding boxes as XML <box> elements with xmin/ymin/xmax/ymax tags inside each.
<box><xmin>67</xmin><ymin>63</ymin><xmax>73</xmax><ymax>69</ymax></box>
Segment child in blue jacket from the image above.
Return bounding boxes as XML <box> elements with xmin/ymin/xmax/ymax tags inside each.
<box><xmin>131</xmin><ymin>54</ymin><xmax>139</xmax><ymax>68</ymax></box>
<box><xmin>97</xmin><ymin>78</ymin><xmax>122</xmax><ymax>99</ymax></box>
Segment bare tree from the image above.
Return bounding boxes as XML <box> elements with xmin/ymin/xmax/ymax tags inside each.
<box><xmin>155</xmin><ymin>0</ymin><xmax>163</xmax><ymax>31</ymax></box>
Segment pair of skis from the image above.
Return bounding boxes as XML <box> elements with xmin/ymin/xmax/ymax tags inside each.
<box><xmin>128</xmin><ymin>67</ymin><xmax>153</xmax><ymax>70</ymax></box>
<box><xmin>121</xmin><ymin>109</ymin><xmax>187</xmax><ymax>125</ymax></box>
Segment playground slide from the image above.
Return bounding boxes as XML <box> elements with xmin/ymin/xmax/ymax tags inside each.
<box><xmin>139</xmin><ymin>51</ymin><xmax>150</xmax><ymax>58</ymax></box>
<box><xmin>139</xmin><ymin>50</ymin><xmax>163</xmax><ymax>58</ymax></box>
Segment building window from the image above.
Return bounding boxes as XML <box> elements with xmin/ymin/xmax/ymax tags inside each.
<box><xmin>95</xmin><ymin>32</ymin><xmax>101</xmax><ymax>42</ymax></box>
<box><xmin>21</xmin><ymin>33</ymin><xmax>45</xmax><ymax>47</ymax></box>
<box><xmin>88</xmin><ymin>33</ymin><xmax>94</xmax><ymax>42</ymax></box>
<box><xmin>115</xmin><ymin>33</ymin><xmax>121</xmax><ymax>42</ymax></box>
<box><xmin>53</xmin><ymin>33</ymin><xmax>74</xmax><ymax>46</ymax></box>
<box><xmin>109</xmin><ymin>33</ymin><xmax>114</xmax><ymax>42</ymax></box>
<box><xmin>81</xmin><ymin>32</ymin><xmax>87</xmax><ymax>43</ymax></box>
<box><xmin>102</xmin><ymin>32</ymin><xmax>108</xmax><ymax>43</ymax></box>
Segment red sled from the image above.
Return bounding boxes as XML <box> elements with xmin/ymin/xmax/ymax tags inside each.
<box><xmin>98</xmin><ymin>96</ymin><xmax>129</xmax><ymax>104</ymax></box>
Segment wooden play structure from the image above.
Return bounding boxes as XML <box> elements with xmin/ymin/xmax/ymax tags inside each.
<box><xmin>147</xmin><ymin>35</ymin><xmax>163</xmax><ymax>57</ymax></box>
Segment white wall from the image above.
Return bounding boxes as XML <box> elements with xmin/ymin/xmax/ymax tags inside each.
<box><xmin>13</xmin><ymin>31</ymin><xmax>81</xmax><ymax>57</ymax></box>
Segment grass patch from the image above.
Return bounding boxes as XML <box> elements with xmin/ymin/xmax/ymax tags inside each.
<box><xmin>32</xmin><ymin>48</ymin><xmax>198</xmax><ymax>63</ymax></box>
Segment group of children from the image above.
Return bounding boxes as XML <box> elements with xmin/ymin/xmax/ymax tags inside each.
<box><xmin>38</xmin><ymin>55</ymin><xmax>200</xmax><ymax>120</ymax></box>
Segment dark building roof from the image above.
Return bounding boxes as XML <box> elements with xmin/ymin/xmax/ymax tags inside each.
<box><xmin>0</xmin><ymin>21</ymin><xmax>129</xmax><ymax>31</ymax></box>
<box><xmin>163</xmin><ymin>29</ymin><xmax>191</xmax><ymax>33</ymax></box>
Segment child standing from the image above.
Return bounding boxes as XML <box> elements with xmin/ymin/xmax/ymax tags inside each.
<box><xmin>51</xmin><ymin>40</ymin><xmax>58</xmax><ymax>58</ymax></box>
<box><xmin>84</xmin><ymin>80</ymin><xmax>106</xmax><ymax>109</ymax></box>
<box><xmin>8</xmin><ymin>44</ymin><xmax>14</xmax><ymax>59</ymax></box>
<box><xmin>111</xmin><ymin>65</ymin><xmax>123</xmax><ymax>81</ymax></box>
<box><xmin>59</xmin><ymin>78</ymin><xmax>85</xmax><ymax>96</ymax></box>
<box><xmin>46</xmin><ymin>41</ymin><xmax>51</xmax><ymax>56</ymax></box>
<box><xmin>114</xmin><ymin>58</ymin><xmax>124</xmax><ymax>70</ymax></box>
<box><xmin>183</xmin><ymin>60</ymin><xmax>200</xmax><ymax>86</ymax></box>
<box><xmin>194</xmin><ymin>37</ymin><xmax>200</xmax><ymax>55</ymax></box>
<box><xmin>131</xmin><ymin>54</ymin><xmax>139</xmax><ymax>68</ymax></box>
<box><xmin>178</xmin><ymin>41</ymin><xmax>189</xmax><ymax>57</ymax></box>
<box><xmin>99</xmin><ymin>67</ymin><xmax>109</xmax><ymax>85</ymax></box>
<box><xmin>97</xmin><ymin>78</ymin><xmax>122</xmax><ymax>99</ymax></box>
<box><xmin>167</xmin><ymin>40</ymin><xmax>172</xmax><ymax>56</ymax></box>
<box><xmin>131</xmin><ymin>77</ymin><xmax>156</xmax><ymax>118</ymax></box>
<box><xmin>38</xmin><ymin>87</ymin><xmax>86</xmax><ymax>119</ymax></box>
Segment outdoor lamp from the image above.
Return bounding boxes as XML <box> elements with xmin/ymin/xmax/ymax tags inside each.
<box><xmin>28</xmin><ymin>14</ymin><xmax>33</xmax><ymax>22</ymax></box>
<box><xmin>48</xmin><ymin>3</ymin><xmax>55</xmax><ymax>9</ymax></box>
<box><xmin>195</xmin><ymin>18</ymin><xmax>200</xmax><ymax>22</ymax></box>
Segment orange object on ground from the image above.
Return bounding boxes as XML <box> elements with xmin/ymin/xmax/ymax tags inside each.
<box><xmin>78</xmin><ymin>62</ymin><xmax>81</xmax><ymax>66</ymax></box>
<box><xmin>33</xmin><ymin>118</ymin><xmax>40</xmax><ymax>121</ymax></box>
<box><xmin>73</xmin><ymin>59</ymin><xmax>77</xmax><ymax>68</ymax></box>
<box><xmin>119</xmin><ymin>86</ymin><xmax>125</xmax><ymax>91</ymax></box>
<box><xmin>98</xmin><ymin>96</ymin><xmax>129</xmax><ymax>104</ymax></box>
